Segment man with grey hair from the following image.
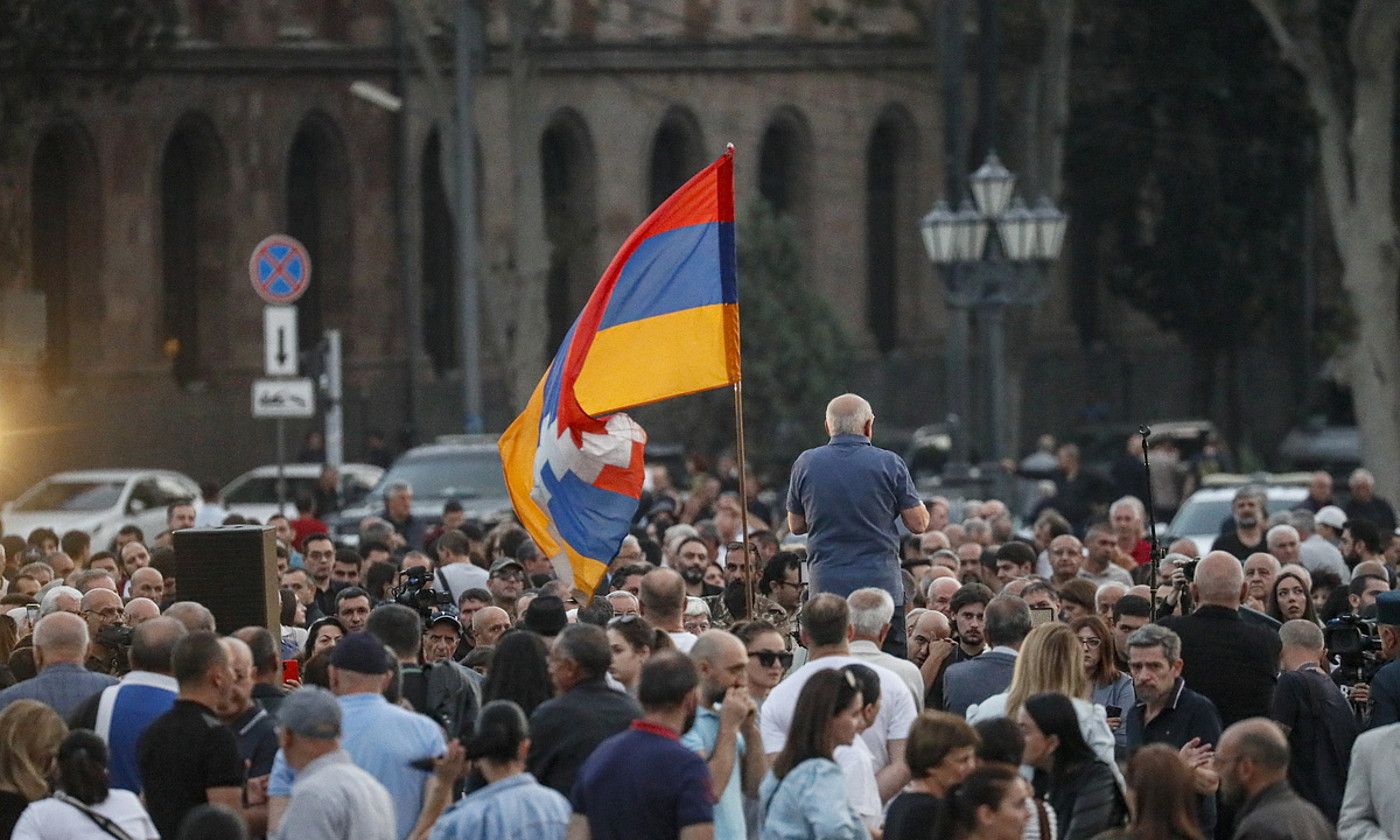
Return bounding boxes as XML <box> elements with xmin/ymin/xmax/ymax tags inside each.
<box><xmin>942</xmin><ymin>594</ymin><xmax>1030</xmax><ymax>717</ymax></box>
<box><xmin>1123</xmin><ymin>623</ymin><xmax>1223</xmax><ymax>833</ymax></box>
<box><xmin>1217</xmin><ymin>718</ymin><xmax>1332</xmax><ymax>839</ymax></box>
<box><xmin>40</xmin><ymin>584</ymin><xmax>82</xmax><ymax>617</ymax></box>
<box><xmin>164</xmin><ymin>600</ymin><xmax>217</xmax><ymax>633</ymax></box>
<box><xmin>1290</xmin><ymin>509</ymin><xmax>1350</xmax><ymax>582</ymax></box>
<box><xmin>788</xmin><ymin>393</ymin><xmax>928</xmax><ymax>659</ymax></box>
<box><xmin>846</xmin><ymin>587</ymin><xmax>924</xmax><ymax>709</ymax></box>
<box><xmin>1215</xmin><ymin>485</ymin><xmax>1270</xmax><ymax>560</ymax></box>
<box><xmin>380</xmin><ymin>480</ymin><xmax>427</xmax><ymax>550</ymax></box>
<box><xmin>0</xmin><ymin>611</ymin><xmax>117</xmax><ymax>715</ymax></box>
<box><xmin>1345</xmin><ymin>468</ymin><xmax>1396</xmax><ymax>533</ymax></box>
<box><xmin>1161</xmin><ymin>551</ymin><xmax>1282</xmax><ymax>727</ymax></box>
<box><xmin>1272</xmin><ymin>619</ymin><xmax>1357</xmax><ymax>821</ymax></box>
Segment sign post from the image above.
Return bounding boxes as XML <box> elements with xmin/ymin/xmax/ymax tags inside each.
<box><xmin>250</xmin><ymin>234</ymin><xmax>312</xmax><ymax>517</ymax></box>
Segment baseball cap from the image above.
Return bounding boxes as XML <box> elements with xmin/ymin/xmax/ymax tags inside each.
<box><xmin>427</xmin><ymin>611</ymin><xmax>463</xmax><ymax>633</ymax></box>
<box><xmin>1316</xmin><ymin>506</ymin><xmax>1347</xmax><ymax>530</ymax></box>
<box><xmin>523</xmin><ymin>595</ymin><xmax>568</xmax><ymax>637</ymax></box>
<box><xmin>1377</xmin><ymin>591</ymin><xmax>1400</xmax><ymax>626</ymax></box>
<box><xmin>279</xmin><ymin>687</ymin><xmax>341</xmax><ymax>739</ymax></box>
<box><xmin>489</xmin><ymin>557</ymin><xmax>524</xmax><ymax>576</ymax></box>
<box><xmin>328</xmin><ymin>632</ymin><xmax>391</xmax><ymax>674</ymax></box>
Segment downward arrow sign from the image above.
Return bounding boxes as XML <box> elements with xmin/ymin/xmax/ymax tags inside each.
<box><xmin>277</xmin><ymin>329</ymin><xmax>288</xmax><ymax>365</ymax></box>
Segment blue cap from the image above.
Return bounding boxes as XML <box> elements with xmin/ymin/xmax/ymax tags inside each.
<box><xmin>1376</xmin><ymin>591</ymin><xmax>1400</xmax><ymax>626</ymax></box>
<box><xmin>328</xmin><ymin>631</ymin><xmax>391</xmax><ymax>675</ymax></box>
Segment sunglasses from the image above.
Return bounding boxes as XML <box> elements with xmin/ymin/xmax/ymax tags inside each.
<box><xmin>748</xmin><ymin>650</ymin><xmax>793</xmax><ymax>668</ymax></box>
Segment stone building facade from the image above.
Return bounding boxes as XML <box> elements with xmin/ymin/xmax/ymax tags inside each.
<box><xmin>0</xmin><ymin>0</ymin><xmax>1197</xmax><ymax>499</ymax></box>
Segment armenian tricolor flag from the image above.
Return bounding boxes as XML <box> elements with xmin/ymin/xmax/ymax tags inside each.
<box><xmin>499</xmin><ymin>147</ymin><xmax>741</xmax><ymax>595</ymax></box>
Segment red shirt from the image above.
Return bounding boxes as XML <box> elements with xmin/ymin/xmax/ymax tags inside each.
<box><xmin>291</xmin><ymin>516</ymin><xmax>328</xmax><ymax>551</ymax></box>
<box><xmin>1131</xmin><ymin>538</ymin><xmax>1152</xmax><ymax>567</ymax></box>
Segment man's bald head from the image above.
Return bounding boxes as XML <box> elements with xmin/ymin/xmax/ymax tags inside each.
<box><xmin>914</xmin><ymin>608</ymin><xmax>951</xmax><ymax>639</ymax></box>
<box><xmin>124</xmin><ymin>598</ymin><xmax>161</xmax><ymax>626</ymax></box>
<box><xmin>33</xmin><ymin>611</ymin><xmax>89</xmax><ymax>665</ymax></box>
<box><xmin>825</xmin><ymin>393</ymin><xmax>874</xmax><ymax>436</ymax></box>
<box><xmin>164</xmin><ymin>601</ymin><xmax>216</xmax><ymax>633</ymax></box>
<box><xmin>690</xmin><ymin>628</ymin><xmax>746</xmax><ymax>665</ymax></box>
<box><xmin>130</xmin><ymin>616</ymin><xmax>187</xmax><ymax>673</ymax></box>
<box><xmin>1193</xmin><ymin>551</ymin><xmax>1246</xmax><ymax>607</ymax></box>
<box><xmin>640</xmin><ymin>567</ymin><xmax>687</xmax><ymax>622</ymax></box>
<box><xmin>1219</xmin><ymin>717</ymin><xmax>1291</xmax><ymax>797</ymax></box>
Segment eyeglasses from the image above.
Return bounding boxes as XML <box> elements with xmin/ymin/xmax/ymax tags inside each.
<box><xmin>1079</xmin><ymin>637</ymin><xmax>1103</xmax><ymax>649</ymax></box>
<box><xmin>748</xmin><ymin>650</ymin><xmax>793</xmax><ymax>668</ymax></box>
<box><xmin>491</xmin><ymin>571</ymin><xmax>525</xmax><ymax>583</ymax></box>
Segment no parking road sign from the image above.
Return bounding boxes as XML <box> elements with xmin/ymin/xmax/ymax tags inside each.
<box><xmin>249</xmin><ymin>234</ymin><xmax>312</xmax><ymax>305</ymax></box>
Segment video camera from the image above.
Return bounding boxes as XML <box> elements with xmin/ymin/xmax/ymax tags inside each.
<box><xmin>393</xmin><ymin>566</ymin><xmax>454</xmax><ymax>621</ymax></box>
<box><xmin>1325</xmin><ymin>613</ymin><xmax>1385</xmax><ymax>686</ymax></box>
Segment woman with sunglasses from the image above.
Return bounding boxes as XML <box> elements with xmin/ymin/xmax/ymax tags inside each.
<box><xmin>731</xmin><ymin>621</ymin><xmax>791</xmax><ymax>709</ymax></box>
<box><xmin>1070</xmin><ymin>616</ymin><xmax>1133</xmax><ymax>760</ymax></box>
<box><xmin>606</xmin><ymin>615</ymin><xmax>671</xmax><ymax>696</ymax></box>
<box><xmin>758</xmin><ymin>669</ymin><xmax>867</xmax><ymax>840</ymax></box>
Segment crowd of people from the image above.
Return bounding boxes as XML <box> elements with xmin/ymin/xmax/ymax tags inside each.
<box><xmin>0</xmin><ymin>393</ymin><xmax>1396</xmax><ymax>840</ymax></box>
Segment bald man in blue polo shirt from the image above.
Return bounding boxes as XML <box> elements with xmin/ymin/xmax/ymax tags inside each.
<box><xmin>787</xmin><ymin>394</ymin><xmax>929</xmax><ymax>659</ymax></box>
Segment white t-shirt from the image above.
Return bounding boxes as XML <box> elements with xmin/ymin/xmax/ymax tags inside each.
<box><xmin>835</xmin><ymin>737</ymin><xmax>883</xmax><ymax>827</ymax></box>
<box><xmin>12</xmin><ymin>790</ymin><xmax>159</xmax><ymax>840</ymax></box>
<box><xmin>759</xmin><ymin>654</ymin><xmax>918</xmax><ymax>770</ymax></box>
<box><xmin>436</xmin><ymin>563</ymin><xmax>489</xmax><ymax>601</ymax></box>
<box><xmin>668</xmin><ymin>631</ymin><xmax>698</xmax><ymax>654</ymax></box>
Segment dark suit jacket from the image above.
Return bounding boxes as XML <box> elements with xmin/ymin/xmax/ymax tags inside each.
<box><xmin>1233</xmin><ymin>781</ymin><xmax>1335</xmax><ymax>840</ymax></box>
<box><xmin>527</xmin><ymin>677</ymin><xmax>641</xmax><ymax>796</ymax></box>
<box><xmin>1161</xmin><ymin>605</ymin><xmax>1280</xmax><ymax>728</ymax></box>
<box><xmin>942</xmin><ymin>650</ymin><xmax>1017</xmax><ymax>717</ymax></box>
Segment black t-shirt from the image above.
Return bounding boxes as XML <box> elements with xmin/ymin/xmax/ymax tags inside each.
<box><xmin>0</xmin><ymin>789</ymin><xmax>29</xmax><ymax>838</ymax></box>
<box><xmin>1271</xmin><ymin>665</ymin><xmax>1359</xmax><ymax>821</ymax></box>
<box><xmin>137</xmin><ymin>699</ymin><xmax>244</xmax><ymax>839</ymax></box>
<box><xmin>883</xmin><ymin>791</ymin><xmax>942</xmax><ymax>840</ymax></box>
<box><xmin>1211</xmin><ymin>530</ymin><xmax>1265</xmax><ymax>561</ymax></box>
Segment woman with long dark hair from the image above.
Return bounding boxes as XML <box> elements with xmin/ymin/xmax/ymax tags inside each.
<box><xmin>606</xmin><ymin>615</ymin><xmax>670</xmax><ymax>696</ymax></box>
<box><xmin>1020</xmin><ymin>692</ymin><xmax>1126</xmax><ymax>840</ymax></box>
<box><xmin>1266</xmin><ymin>570</ymin><xmax>1319</xmax><ymax>625</ymax></box>
<box><xmin>300</xmin><ymin>616</ymin><xmax>345</xmax><ymax>662</ymax></box>
<box><xmin>11</xmin><ymin>729</ymin><xmax>158</xmax><ymax>839</ymax></box>
<box><xmin>429</xmin><ymin>700</ymin><xmax>570</xmax><ymax>840</ymax></box>
<box><xmin>758</xmin><ymin>669</ymin><xmax>867</xmax><ymax>840</ymax></box>
<box><xmin>933</xmin><ymin>763</ymin><xmax>1033</xmax><ymax>840</ymax></box>
<box><xmin>482</xmin><ymin>631</ymin><xmax>553</xmax><ymax>717</ymax></box>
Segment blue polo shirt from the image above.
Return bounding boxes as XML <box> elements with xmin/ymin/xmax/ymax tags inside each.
<box><xmin>786</xmin><ymin>433</ymin><xmax>920</xmax><ymax>603</ymax></box>
<box><xmin>572</xmin><ymin>720</ymin><xmax>714</xmax><ymax>840</ymax></box>
<box><xmin>681</xmin><ymin>706</ymin><xmax>745</xmax><ymax>840</ymax></box>
<box><xmin>270</xmin><ymin>692</ymin><xmax>446</xmax><ymax>840</ymax></box>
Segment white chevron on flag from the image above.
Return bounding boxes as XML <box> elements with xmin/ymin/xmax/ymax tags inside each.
<box><xmin>530</xmin><ymin>412</ymin><xmax>647</xmax><ymax>512</ymax></box>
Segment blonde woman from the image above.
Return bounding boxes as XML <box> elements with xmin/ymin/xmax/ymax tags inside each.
<box><xmin>967</xmin><ymin>622</ymin><xmax>1117</xmax><ymax>773</ymax></box>
<box><xmin>0</xmin><ymin>700</ymin><xmax>69</xmax><ymax>835</ymax></box>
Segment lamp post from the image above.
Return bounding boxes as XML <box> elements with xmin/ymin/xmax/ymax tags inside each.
<box><xmin>921</xmin><ymin>152</ymin><xmax>1067</xmax><ymax>494</ymax></box>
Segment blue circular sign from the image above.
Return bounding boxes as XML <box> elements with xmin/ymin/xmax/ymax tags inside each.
<box><xmin>249</xmin><ymin>234</ymin><xmax>312</xmax><ymax>304</ymax></box>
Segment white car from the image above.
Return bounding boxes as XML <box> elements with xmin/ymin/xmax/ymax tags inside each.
<box><xmin>222</xmin><ymin>463</ymin><xmax>383</xmax><ymax>523</ymax></box>
<box><xmin>1167</xmin><ymin>475</ymin><xmax>1310</xmax><ymax>553</ymax></box>
<box><xmin>2</xmin><ymin>470</ymin><xmax>201</xmax><ymax>546</ymax></box>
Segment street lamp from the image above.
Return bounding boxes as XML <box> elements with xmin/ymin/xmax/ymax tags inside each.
<box><xmin>920</xmin><ymin>151</ymin><xmax>1068</xmax><ymax>490</ymax></box>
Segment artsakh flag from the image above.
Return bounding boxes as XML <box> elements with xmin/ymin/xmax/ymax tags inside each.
<box><xmin>498</xmin><ymin>147</ymin><xmax>741</xmax><ymax>595</ymax></box>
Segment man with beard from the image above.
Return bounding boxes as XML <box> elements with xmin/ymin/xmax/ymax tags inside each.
<box><xmin>682</xmin><ymin>631</ymin><xmax>766</xmax><ymax>840</ymax></box>
<box><xmin>1214</xmin><ymin>486</ymin><xmax>1269</xmax><ymax>561</ymax></box>
<box><xmin>1123</xmin><ymin>623</ymin><xmax>1222</xmax><ymax>836</ymax></box>
<box><xmin>925</xmin><ymin>583</ymin><xmax>991</xmax><ymax>712</ymax></box>
<box><xmin>674</xmin><ymin>536</ymin><xmax>722</xmax><ymax>598</ymax></box>
<box><xmin>1216</xmin><ymin>718</ymin><xmax>1332</xmax><ymax>840</ymax></box>
<box><xmin>703</xmin><ymin>543</ymin><xmax>790</xmax><ymax>641</ymax></box>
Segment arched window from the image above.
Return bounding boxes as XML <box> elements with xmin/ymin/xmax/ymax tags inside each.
<box><xmin>286</xmin><ymin>113</ymin><xmax>353</xmax><ymax>354</ymax></box>
<box><xmin>30</xmin><ymin>122</ymin><xmax>102</xmax><ymax>385</ymax></box>
<box><xmin>866</xmin><ymin>107</ymin><xmax>917</xmax><ymax>353</ymax></box>
<box><xmin>757</xmin><ymin>107</ymin><xmax>814</xmax><ymax>247</ymax></box>
<box><xmin>421</xmin><ymin>129</ymin><xmax>456</xmax><ymax>375</ymax></box>
<box><xmin>648</xmin><ymin>107</ymin><xmax>706</xmax><ymax>211</ymax></box>
<box><xmin>540</xmin><ymin>110</ymin><xmax>599</xmax><ymax>353</ymax></box>
<box><xmin>161</xmin><ymin>113</ymin><xmax>230</xmax><ymax>385</ymax></box>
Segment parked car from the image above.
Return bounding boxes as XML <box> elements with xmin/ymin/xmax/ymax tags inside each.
<box><xmin>221</xmin><ymin>463</ymin><xmax>383</xmax><ymax>523</ymax></box>
<box><xmin>2</xmin><ymin>469</ymin><xmax>200</xmax><ymax>547</ymax></box>
<box><xmin>329</xmin><ymin>437</ymin><xmax>513</xmax><ymax>547</ymax></box>
<box><xmin>1166</xmin><ymin>473</ymin><xmax>1310</xmax><ymax>553</ymax></box>
<box><xmin>1277</xmin><ymin>421</ymin><xmax>1360</xmax><ymax>486</ymax></box>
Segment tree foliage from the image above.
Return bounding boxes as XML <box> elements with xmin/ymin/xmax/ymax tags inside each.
<box><xmin>1061</xmin><ymin>1</ymin><xmax>1314</xmax><ymax>426</ymax></box>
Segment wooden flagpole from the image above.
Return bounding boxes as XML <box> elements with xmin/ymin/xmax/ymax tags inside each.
<box><xmin>733</xmin><ymin>379</ymin><xmax>755</xmax><ymax>619</ymax></box>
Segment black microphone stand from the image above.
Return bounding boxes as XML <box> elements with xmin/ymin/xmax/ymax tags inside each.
<box><xmin>1138</xmin><ymin>425</ymin><xmax>1165</xmax><ymax>622</ymax></box>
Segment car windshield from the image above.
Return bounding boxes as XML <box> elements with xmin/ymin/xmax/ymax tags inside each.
<box><xmin>376</xmin><ymin>451</ymin><xmax>507</xmax><ymax>501</ymax></box>
<box><xmin>14</xmin><ymin>479</ymin><xmax>125</xmax><ymax>513</ymax></box>
<box><xmin>1171</xmin><ymin>492</ymin><xmax>1303</xmax><ymax>535</ymax></box>
<box><xmin>225</xmin><ymin>477</ymin><xmax>319</xmax><ymax>505</ymax></box>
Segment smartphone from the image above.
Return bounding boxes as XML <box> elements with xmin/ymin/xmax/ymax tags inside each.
<box><xmin>1104</xmin><ymin>704</ymin><xmax>1123</xmax><ymax>719</ymax></box>
<box><xmin>1029</xmin><ymin>606</ymin><xmax>1056</xmax><ymax>626</ymax></box>
<box><xmin>282</xmin><ymin>659</ymin><xmax>300</xmax><ymax>683</ymax></box>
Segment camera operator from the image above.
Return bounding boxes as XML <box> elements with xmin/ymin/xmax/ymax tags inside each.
<box><xmin>81</xmin><ymin>587</ymin><xmax>131</xmax><ymax>677</ymax></box>
<box><xmin>1357</xmin><ymin>591</ymin><xmax>1400</xmax><ymax>730</ymax></box>
<box><xmin>366</xmin><ymin>603</ymin><xmax>480</xmax><ymax>742</ymax></box>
